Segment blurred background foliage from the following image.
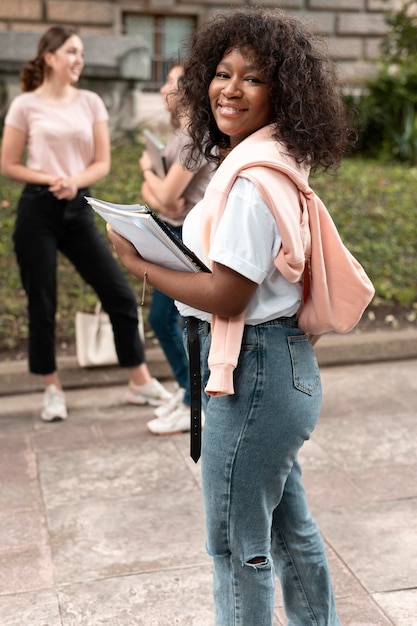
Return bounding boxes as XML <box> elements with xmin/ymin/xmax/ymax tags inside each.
<box><xmin>1</xmin><ymin>144</ymin><xmax>416</xmax><ymax>355</ymax></box>
<box><xmin>348</xmin><ymin>0</ymin><xmax>417</xmax><ymax>162</ymax></box>
<box><xmin>1</xmin><ymin>2</ymin><xmax>416</xmax><ymax>356</ymax></box>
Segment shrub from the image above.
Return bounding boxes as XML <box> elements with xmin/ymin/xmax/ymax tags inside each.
<box><xmin>1</xmin><ymin>144</ymin><xmax>416</xmax><ymax>355</ymax></box>
<box><xmin>351</xmin><ymin>1</ymin><xmax>417</xmax><ymax>162</ymax></box>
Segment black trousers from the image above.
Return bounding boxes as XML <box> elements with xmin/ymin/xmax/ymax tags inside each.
<box><xmin>13</xmin><ymin>185</ymin><xmax>145</xmax><ymax>375</ymax></box>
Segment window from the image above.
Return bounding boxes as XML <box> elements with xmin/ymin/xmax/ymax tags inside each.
<box><xmin>124</xmin><ymin>14</ymin><xmax>195</xmax><ymax>90</ymax></box>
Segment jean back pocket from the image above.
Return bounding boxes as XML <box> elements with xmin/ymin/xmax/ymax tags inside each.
<box><xmin>287</xmin><ymin>335</ymin><xmax>320</xmax><ymax>395</ymax></box>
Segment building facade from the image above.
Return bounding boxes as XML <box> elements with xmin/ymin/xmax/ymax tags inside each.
<box><xmin>1</xmin><ymin>0</ymin><xmax>404</xmax><ymax>135</ymax></box>
<box><xmin>0</xmin><ymin>0</ymin><xmax>401</xmax><ymax>88</ymax></box>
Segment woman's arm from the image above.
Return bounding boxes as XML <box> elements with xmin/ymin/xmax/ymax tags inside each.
<box><xmin>141</xmin><ymin>180</ymin><xmax>185</xmax><ymax>217</ymax></box>
<box><xmin>1</xmin><ymin>125</ymin><xmax>59</xmax><ymax>186</ymax></box>
<box><xmin>107</xmin><ymin>227</ymin><xmax>257</xmax><ymax>318</ymax></box>
<box><xmin>139</xmin><ymin>150</ymin><xmax>195</xmax><ymax>208</ymax></box>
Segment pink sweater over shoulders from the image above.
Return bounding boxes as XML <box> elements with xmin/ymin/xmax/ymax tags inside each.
<box><xmin>199</xmin><ymin>125</ymin><xmax>374</xmax><ymax>397</ymax></box>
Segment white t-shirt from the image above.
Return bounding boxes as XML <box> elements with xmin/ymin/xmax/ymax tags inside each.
<box><xmin>5</xmin><ymin>89</ymin><xmax>109</xmax><ymax>179</ymax></box>
<box><xmin>176</xmin><ymin>176</ymin><xmax>302</xmax><ymax>323</ymax></box>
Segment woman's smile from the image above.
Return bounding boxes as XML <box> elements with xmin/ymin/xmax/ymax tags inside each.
<box><xmin>218</xmin><ymin>104</ymin><xmax>248</xmax><ymax>115</ymax></box>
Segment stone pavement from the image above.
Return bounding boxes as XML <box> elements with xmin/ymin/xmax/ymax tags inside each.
<box><xmin>0</xmin><ymin>329</ymin><xmax>417</xmax><ymax>625</ymax></box>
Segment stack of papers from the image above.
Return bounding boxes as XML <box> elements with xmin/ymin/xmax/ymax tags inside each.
<box><xmin>86</xmin><ymin>196</ymin><xmax>210</xmax><ymax>274</ymax></box>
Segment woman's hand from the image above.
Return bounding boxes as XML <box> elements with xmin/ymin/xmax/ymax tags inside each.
<box><xmin>49</xmin><ymin>177</ymin><xmax>77</xmax><ymax>200</ymax></box>
<box><xmin>107</xmin><ymin>226</ymin><xmax>146</xmax><ymax>278</ymax></box>
<box><xmin>165</xmin><ymin>196</ymin><xmax>186</xmax><ymax>217</ymax></box>
<box><xmin>139</xmin><ymin>151</ymin><xmax>153</xmax><ymax>173</ymax></box>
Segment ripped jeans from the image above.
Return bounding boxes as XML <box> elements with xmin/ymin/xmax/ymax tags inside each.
<box><xmin>196</xmin><ymin>318</ymin><xmax>340</xmax><ymax>626</ymax></box>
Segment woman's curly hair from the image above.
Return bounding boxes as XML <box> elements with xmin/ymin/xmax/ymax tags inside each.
<box><xmin>180</xmin><ymin>9</ymin><xmax>355</xmax><ymax>172</ymax></box>
<box><xmin>20</xmin><ymin>26</ymin><xmax>78</xmax><ymax>92</ymax></box>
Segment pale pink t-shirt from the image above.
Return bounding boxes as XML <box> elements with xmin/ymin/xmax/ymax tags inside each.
<box><xmin>5</xmin><ymin>89</ymin><xmax>109</xmax><ymax>178</ymax></box>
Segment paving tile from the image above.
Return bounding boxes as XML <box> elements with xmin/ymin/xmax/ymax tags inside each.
<box><xmin>348</xmin><ymin>462</ymin><xmax>417</xmax><ymax>503</ymax></box>
<box><xmin>319</xmin><ymin>361</ymin><xmax>416</xmax><ymax>420</ymax></box>
<box><xmin>315</xmin><ymin>498</ymin><xmax>417</xmax><ymax>594</ymax></box>
<box><xmin>302</xmin><ymin>466</ymin><xmax>368</xmax><ymax>509</ymax></box>
<box><xmin>38</xmin><ymin>439</ymin><xmax>196</xmax><ymax>508</ymax></box>
<box><xmin>30</xmin><ymin>422</ymin><xmax>102</xmax><ymax>452</ymax></box>
<box><xmin>96</xmin><ymin>411</ymin><xmax>152</xmax><ymax>444</ymax></box>
<box><xmin>335</xmin><ymin>595</ymin><xmax>395</xmax><ymax>625</ymax></box>
<box><xmin>172</xmin><ymin>432</ymin><xmax>203</xmax><ymax>488</ymax></box>
<box><xmin>0</xmin><ymin>447</ymin><xmax>41</xmax><ymax>510</ymax></box>
<box><xmin>273</xmin><ymin>607</ymin><xmax>287</xmax><ymax>625</ymax></box>
<box><xmin>58</xmin><ymin>566</ymin><xmax>214</xmax><ymax>625</ymax></box>
<box><xmin>0</xmin><ymin>390</ymin><xmax>41</xmax><ymax>420</ymax></box>
<box><xmin>0</xmin><ymin>589</ymin><xmax>62</xmax><ymax>625</ymax></box>
<box><xmin>299</xmin><ymin>416</ymin><xmax>417</xmax><ymax>507</ymax></box>
<box><xmin>48</xmin><ymin>489</ymin><xmax>209</xmax><ymax>585</ymax></box>
<box><xmin>373</xmin><ymin>589</ymin><xmax>417</xmax><ymax>626</ymax></box>
<box><xmin>327</xmin><ymin>544</ymin><xmax>367</xmax><ymax>599</ymax></box>
<box><xmin>0</xmin><ymin>431</ymin><xmax>32</xmax><ymax>454</ymax></box>
<box><xmin>0</xmin><ymin>411</ymin><xmax>35</xmax><ymax>432</ymax></box>
<box><xmin>0</xmin><ymin>509</ymin><xmax>48</xmax><ymax>552</ymax></box>
<box><xmin>311</xmin><ymin>411</ymin><xmax>417</xmax><ymax>471</ymax></box>
<box><xmin>0</xmin><ymin>545</ymin><xmax>54</xmax><ymax>595</ymax></box>
<box><xmin>57</xmin><ymin>562</ymin><xmax>282</xmax><ymax>625</ymax></box>
<box><xmin>0</xmin><ymin>357</ymin><xmax>416</xmax><ymax>623</ymax></box>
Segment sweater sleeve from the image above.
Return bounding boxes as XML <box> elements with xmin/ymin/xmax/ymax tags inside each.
<box><xmin>204</xmin><ymin>313</ymin><xmax>246</xmax><ymax>396</ymax></box>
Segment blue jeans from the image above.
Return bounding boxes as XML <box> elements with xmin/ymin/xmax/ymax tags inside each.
<box><xmin>194</xmin><ymin>318</ymin><xmax>339</xmax><ymax>626</ymax></box>
<box><xmin>148</xmin><ymin>224</ymin><xmax>190</xmax><ymax>406</ymax></box>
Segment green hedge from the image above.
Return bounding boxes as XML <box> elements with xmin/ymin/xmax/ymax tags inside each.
<box><xmin>349</xmin><ymin>1</ymin><xmax>417</xmax><ymax>163</ymax></box>
<box><xmin>0</xmin><ymin>143</ymin><xmax>416</xmax><ymax>352</ymax></box>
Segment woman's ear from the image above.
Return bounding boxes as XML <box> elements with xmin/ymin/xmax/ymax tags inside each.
<box><xmin>43</xmin><ymin>51</ymin><xmax>54</xmax><ymax>70</ymax></box>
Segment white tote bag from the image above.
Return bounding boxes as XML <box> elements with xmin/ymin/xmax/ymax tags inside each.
<box><xmin>75</xmin><ymin>302</ymin><xmax>144</xmax><ymax>368</ymax></box>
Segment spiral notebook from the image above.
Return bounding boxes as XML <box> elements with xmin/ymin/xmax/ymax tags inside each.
<box><xmin>85</xmin><ymin>196</ymin><xmax>210</xmax><ymax>274</ymax></box>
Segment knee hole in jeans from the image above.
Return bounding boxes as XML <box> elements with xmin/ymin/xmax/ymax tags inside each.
<box><xmin>244</xmin><ymin>556</ymin><xmax>269</xmax><ymax>570</ymax></box>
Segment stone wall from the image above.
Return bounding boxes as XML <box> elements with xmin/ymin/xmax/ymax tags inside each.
<box><xmin>0</xmin><ymin>0</ymin><xmax>403</xmax><ymax>136</ymax></box>
<box><xmin>0</xmin><ymin>0</ymin><xmax>401</xmax><ymax>86</ymax></box>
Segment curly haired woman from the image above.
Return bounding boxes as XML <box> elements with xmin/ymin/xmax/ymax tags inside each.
<box><xmin>108</xmin><ymin>9</ymin><xmax>371</xmax><ymax>625</ymax></box>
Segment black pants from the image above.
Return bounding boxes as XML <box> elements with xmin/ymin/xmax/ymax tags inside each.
<box><xmin>13</xmin><ymin>185</ymin><xmax>145</xmax><ymax>375</ymax></box>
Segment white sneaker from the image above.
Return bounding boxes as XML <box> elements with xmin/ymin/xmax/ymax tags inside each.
<box><xmin>40</xmin><ymin>384</ymin><xmax>68</xmax><ymax>422</ymax></box>
<box><xmin>153</xmin><ymin>387</ymin><xmax>185</xmax><ymax>418</ymax></box>
<box><xmin>125</xmin><ymin>378</ymin><xmax>173</xmax><ymax>407</ymax></box>
<box><xmin>147</xmin><ymin>404</ymin><xmax>205</xmax><ymax>435</ymax></box>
